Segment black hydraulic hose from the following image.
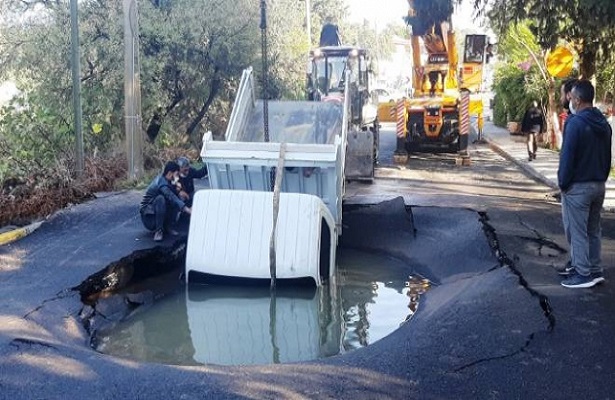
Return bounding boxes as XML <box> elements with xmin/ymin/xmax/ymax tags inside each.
<box><xmin>260</xmin><ymin>0</ymin><xmax>270</xmax><ymax>145</ymax></box>
<box><xmin>260</xmin><ymin>0</ymin><xmax>275</xmax><ymax>194</ymax></box>
<box><xmin>260</xmin><ymin>0</ymin><xmax>277</xmax><ymax>290</ymax></box>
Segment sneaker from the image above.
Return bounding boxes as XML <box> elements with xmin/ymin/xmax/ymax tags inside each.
<box><xmin>555</xmin><ymin>261</ymin><xmax>574</xmax><ymax>276</ymax></box>
<box><xmin>591</xmin><ymin>272</ymin><xmax>606</xmax><ymax>285</ymax></box>
<box><xmin>153</xmin><ymin>229</ymin><xmax>164</xmax><ymax>242</ymax></box>
<box><xmin>561</xmin><ymin>272</ymin><xmax>598</xmax><ymax>289</ymax></box>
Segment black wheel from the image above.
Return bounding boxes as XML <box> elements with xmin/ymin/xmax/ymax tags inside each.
<box><xmin>406</xmin><ymin>140</ymin><xmax>420</xmax><ymax>153</ymax></box>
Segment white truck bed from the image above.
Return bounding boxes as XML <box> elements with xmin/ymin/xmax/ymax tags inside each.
<box><xmin>187</xmin><ymin>67</ymin><xmax>349</xmax><ymax>285</ymax></box>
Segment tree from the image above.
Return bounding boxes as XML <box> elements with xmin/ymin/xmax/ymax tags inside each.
<box><xmin>492</xmin><ymin>24</ymin><xmax>543</xmax><ymax>123</ymax></box>
<box><xmin>483</xmin><ymin>0</ymin><xmax>615</xmax><ymax>148</ymax></box>
<box><xmin>0</xmin><ymin>0</ymin><xmax>356</xmax><ymax>183</ymax></box>
<box><xmin>263</xmin><ymin>0</ymin><xmax>313</xmax><ymax>100</ymax></box>
<box><xmin>137</xmin><ymin>0</ymin><xmax>260</xmax><ymax>143</ymax></box>
<box><xmin>0</xmin><ymin>3</ymin><xmax>80</xmax><ymax>178</ymax></box>
<box><xmin>494</xmin><ymin>22</ymin><xmax>573</xmax><ymax>148</ymax></box>
<box><xmin>341</xmin><ymin>21</ymin><xmax>404</xmax><ymax>66</ymax></box>
<box><xmin>0</xmin><ymin>0</ymin><xmax>263</xmax><ymax>180</ymax></box>
<box><xmin>405</xmin><ymin>0</ymin><xmax>455</xmax><ymax>35</ymax></box>
<box><xmin>485</xmin><ymin>0</ymin><xmax>615</xmax><ymax>79</ymax></box>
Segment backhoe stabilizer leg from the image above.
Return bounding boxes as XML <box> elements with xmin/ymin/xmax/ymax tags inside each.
<box><xmin>456</xmin><ymin>135</ymin><xmax>471</xmax><ymax>166</ymax></box>
<box><xmin>394</xmin><ymin>136</ymin><xmax>409</xmax><ymax>164</ymax></box>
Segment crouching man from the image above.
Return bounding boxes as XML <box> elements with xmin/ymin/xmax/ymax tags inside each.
<box><xmin>140</xmin><ymin>161</ymin><xmax>192</xmax><ymax>241</ymax></box>
<box><xmin>176</xmin><ymin>156</ymin><xmax>208</xmax><ymax>208</ymax></box>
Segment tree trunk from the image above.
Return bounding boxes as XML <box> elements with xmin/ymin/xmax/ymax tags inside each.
<box><xmin>145</xmin><ymin>111</ymin><xmax>163</xmax><ymax>142</ymax></box>
<box><xmin>546</xmin><ymin>78</ymin><xmax>561</xmax><ymax>149</ymax></box>
<box><xmin>145</xmin><ymin>67</ymin><xmax>185</xmax><ymax>143</ymax></box>
<box><xmin>579</xmin><ymin>43</ymin><xmax>597</xmax><ymax>80</ymax></box>
<box><xmin>185</xmin><ymin>73</ymin><xmax>221</xmax><ymax>139</ymax></box>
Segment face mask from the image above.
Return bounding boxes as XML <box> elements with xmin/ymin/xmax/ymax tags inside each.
<box><xmin>569</xmin><ymin>100</ymin><xmax>577</xmax><ymax>115</ymax></box>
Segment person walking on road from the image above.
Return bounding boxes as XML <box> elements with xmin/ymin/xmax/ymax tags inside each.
<box><xmin>521</xmin><ymin>101</ymin><xmax>545</xmax><ymax>161</ymax></box>
<box><xmin>557</xmin><ymin>79</ymin><xmax>612</xmax><ymax>289</ymax></box>
<box><xmin>140</xmin><ymin>161</ymin><xmax>192</xmax><ymax>242</ymax></box>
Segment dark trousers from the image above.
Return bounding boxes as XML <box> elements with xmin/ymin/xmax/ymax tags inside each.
<box><xmin>526</xmin><ymin>132</ymin><xmax>537</xmax><ymax>159</ymax></box>
<box><xmin>561</xmin><ymin>182</ymin><xmax>606</xmax><ymax>276</ymax></box>
<box><xmin>140</xmin><ymin>195</ymin><xmax>177</xmax><ymax>232</ymax></box>
<box><xmin>184</xmin><ymin>192</ymin><xmax>194</xmax><ymax>208</ymax></box>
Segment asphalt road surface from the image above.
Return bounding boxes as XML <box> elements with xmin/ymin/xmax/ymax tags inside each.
<box><xmin>1</xmin><ymin>124</ymin><xmax>614</xmax><ymax>399</ymax></box>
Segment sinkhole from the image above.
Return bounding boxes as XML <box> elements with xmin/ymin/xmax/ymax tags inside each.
<box><xmin>76</xmin><ymin>241</ymin><xmax>429</xmax><ymax>366</ymax></box>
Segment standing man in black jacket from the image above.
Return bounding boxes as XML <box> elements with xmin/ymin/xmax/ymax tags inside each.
<box><xmin>140</xmin><ymin>161</ymin><xmax>192</xmax><ymax>242</ymax></box>
<box><xmin>558</xmin><ymin>79</ymin><xmax>612</xmax><ymax>288</ymax></box>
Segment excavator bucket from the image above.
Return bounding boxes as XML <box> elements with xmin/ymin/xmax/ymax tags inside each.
<box><xmin>345</xmin><ymin>129</ymin><xmax>374</xmax><ymax>181</ymax></box>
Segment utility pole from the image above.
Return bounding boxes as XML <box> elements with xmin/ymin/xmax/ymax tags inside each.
<box><xmin>305</xmin><ymin>0</ymin><xmax>311</xmax><ymax>47</ymax></box>
<box><xmin>299</xmin><ymin>0</ymin><xmax>311</xmax><ymax>47</ymax></box>
<box><xmin>123</xmin><ymin>0</ymin><xmax>144</xmax><ymax>181</ymax></box>
<box><xmin>69</xmin><ymin>0</ymin><xmax>84</xmax><ymax>179</ymax></box>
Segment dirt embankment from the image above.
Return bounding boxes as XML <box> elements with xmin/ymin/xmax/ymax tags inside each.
<box><xmin>0</xmin><ymin>147</ymin><xmax>202</xmax><ymax>227</ymax></box>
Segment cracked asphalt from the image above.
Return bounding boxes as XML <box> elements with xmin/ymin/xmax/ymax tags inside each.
<box><xmin>1</xmin><ymin>125</ymin><xmax>614</xmax><ymax>399</ymax></box>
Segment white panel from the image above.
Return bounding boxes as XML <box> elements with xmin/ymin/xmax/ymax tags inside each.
<box><xmin>186</xmin><ymin>190</ymin><xmax>336</xmax><ymax>285</ymax></box>
<box><xmin>186</xmin><ymin>288</ymin><xmax>323</xmax><ymax>365</ymax></box>
<box><xmin>201</xmin><ymin>139</ymin><xmax>343</xmax><ymax>227</ymax></box>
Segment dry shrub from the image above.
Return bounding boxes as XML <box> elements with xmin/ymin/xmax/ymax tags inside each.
<box><xmin>0</xmin><ymin>154</ymin><xmax>127</xmax><ymax>226</ymax></box>
<box><xmin>143</xmin><ymin>145</ymin><xmax>201</xmax><ymax>171</ymax></box>
<box><xmin>82</xmin><ymin>154</ymin><xmax>127</xmax><ymax>193</ymax></box>
<box><xmin>0</xmin><ymin>145</ymin><xmax>204</xmax><ymax>227</ymax></box>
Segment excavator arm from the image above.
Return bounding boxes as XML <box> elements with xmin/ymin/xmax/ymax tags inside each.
<box><xmin>393</xmin><ymin>0</ymin><xmax>488</xmax><ymax>156</ymax></box>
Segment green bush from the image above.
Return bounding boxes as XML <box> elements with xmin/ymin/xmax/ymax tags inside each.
<box><xmin>492</xmin><ymin>57</ymin><xmax>553</xmax><ymax>127</ymax></box>
<box><xmin>493</xmin><ymin>64</ymin><xmax>532</xmax><ymax>126</ymax></box>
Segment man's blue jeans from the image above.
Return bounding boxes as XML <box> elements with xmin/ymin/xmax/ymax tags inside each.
<box><xmin>561</xmin><ymin>181</ymin><xmax>606</xmax><ymax>276</ymax></box>
<box><xmin>140</xmin><ymin>195</ymin><xmax>177</xmax><ymax>232</ymax></box>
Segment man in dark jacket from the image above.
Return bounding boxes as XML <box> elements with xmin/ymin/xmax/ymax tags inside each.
<box><xmin>521</xmin><ymin>101</ymin><xmax>545</xmax><ymax>161</ymax></box>
<box><xmin>560</xmin><ymin>78</ymin><xmax>579</xmax><ymax>111</ymax></box>
<box><xmin>140</xmin><ymin>161</ymin><xmax>192</xmax><ymax>241</ymax></box>
<box><xmin>558</xmin><ymin>79</ymin><xmax>612</xmax><ymax>288</ymax></box>
<box><xmin>553</xmin><ymin>78</ymin><xmax>580</xmax><ymax>271</ymax></box>
<box><xmin>557</xmin><ymin>78</ymin><xmax>579</xmax><ymax>141</ymax></box>
<box><xmin>176</xmin><ymin>156</ymin><xmax>208</xmax><ymax>208</ymax></box>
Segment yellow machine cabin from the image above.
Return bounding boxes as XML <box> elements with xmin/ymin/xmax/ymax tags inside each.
<box><xmin>306</xmin><ymin>24</ymin><xmax>380</xmax><ymax>181</ymax></box>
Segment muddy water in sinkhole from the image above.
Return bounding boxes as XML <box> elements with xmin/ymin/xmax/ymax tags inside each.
<box><xmin>92</xmin><ymin>248</ymin><xmax>430</xmax><ymax>366</ymax></box>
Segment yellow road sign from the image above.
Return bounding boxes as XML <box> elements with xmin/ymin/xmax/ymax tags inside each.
<box><xmin>546</xmin><ymin>47</ymin><xmax>574</xmax><ymax>78</ymax></box>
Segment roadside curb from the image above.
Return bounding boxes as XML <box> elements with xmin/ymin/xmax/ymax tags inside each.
<box><xmin>0</xmin><ymin>191</ymin><xmax>128</xmax><ymax>247</ymax></box>
<box><xmin>486</xmin><ymin>139</ymin><xmax>615</xmax><ymax>214</ymax></box>
<box><xmin>0</xmin><ymin>221</ymin><xmax>43</xmax><ymax>246</ymax></box>
<box><xmin>486</xmin><ymin>140</ymin><xmax>558</xmax><ymax>190</ymax></box>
